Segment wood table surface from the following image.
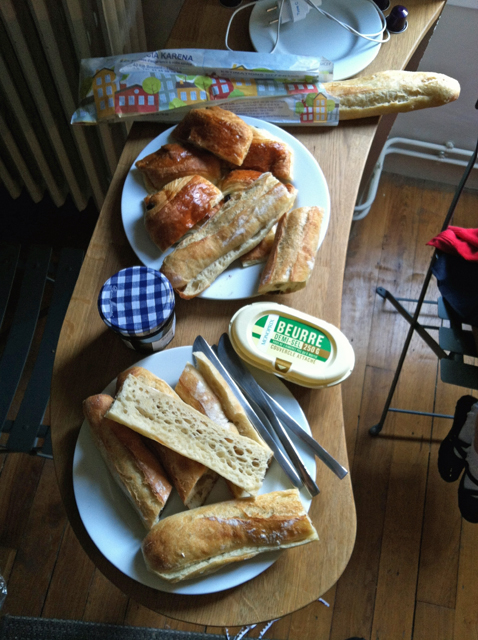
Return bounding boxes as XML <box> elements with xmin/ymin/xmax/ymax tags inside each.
<box><xmin>51</xmin><ymin>0</ymin><xmax>446</xmax><ymax>628</ymax></box>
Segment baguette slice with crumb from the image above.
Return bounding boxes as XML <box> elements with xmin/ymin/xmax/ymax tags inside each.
<box><xmin>116</xmin><ymin>366</ymin><xmax>218</xmax><ymax>509</ymax></box>
<box><xmin>142</xmin><ymin>488</ymin><xmax>319</xmax><ymax>582</ymax></box>
<box><xmin>106</xmin><ymin>374</ymin><xmax>272</xmax><ymax>495</ymax></box>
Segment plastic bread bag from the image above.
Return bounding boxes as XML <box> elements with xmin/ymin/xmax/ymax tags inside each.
<box><xmin>71</xmin><ymin>49</ymin><xmax>339</xmax><ymax>127</ymax></box>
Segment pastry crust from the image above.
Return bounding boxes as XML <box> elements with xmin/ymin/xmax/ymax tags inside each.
<box><xmin>240</xmin><ymin>128</ymin><xmax>293</xmax><ymax>181</ymax></box>
<box><xmin>258</xmin><ymin>206</ymin><xmax>324</xmax><ymax>294</ymax></box>
<box><xmin>160</xmin><ymin>173</ymin><xmax>297</xmax><ymax>299</ymax></box>
<box><xmin>325</xmin><ymin>70</ymin><xmax>460</xmax><ymax>120</ymax></box>
<box><xmin>220</xmin><ymin>169</ymin><xmax>262</xmax><ymax>197</ymax></box>
<box><xmin>83</xmin><ymin>394</ymin><xmax>172</xmax><ymax>529</ymax></box>
<box><xmin>135</xmin><ymin>143</ymin><xmax>222</xmax><ymax>191</ymax></box>
<box><xmin>173</xmin><ymin>106</ymin><xmax>254</xmax><ymax>166</ymax></box>
<box><xmin>116</xmin><ymin>367</ymin><xmax>218</xmax><ymax>510</ymax></box>
<box><xmin>144</xmin><ymin>175</ymin><xmax>223</xmax><ymax>252</ymax></box>
<box><xmin>142</xmin><ymin>488</ymin><xmax>319</xmax><ymax>582</ymax></box>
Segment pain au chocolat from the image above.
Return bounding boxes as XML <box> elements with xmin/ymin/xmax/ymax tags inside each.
<box><xmin>144</xmin><ymin>175</ymin><xmax>223</xmax><ymax>252</ymax></box>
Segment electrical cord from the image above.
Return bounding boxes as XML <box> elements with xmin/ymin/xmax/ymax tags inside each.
<box><xmin>225</xmin><ymin>0</ymin><xmax>390</xmax><ymax>53</ymax></box>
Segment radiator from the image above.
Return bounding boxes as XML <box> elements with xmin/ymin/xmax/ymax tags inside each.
<box><xmin>0</xmin><ymin>0</ymin><xmax>148</xmax><ymax>211</ymax></box>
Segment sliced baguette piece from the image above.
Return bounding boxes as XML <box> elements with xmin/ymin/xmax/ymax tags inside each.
<box><xmin>324</xmin><ymin>70</ymin><xmax>460</xmax><ymax>120</ymax></box>
<box><xmin>116</xmin><ymin>366</ymin><xmax>218</xmax><ymax>509</ymax></box>
<box><xmin>83</xmin><ymin>394</ymin><xmax>172</xmax><ymax>529</ymax></box>
<box><xmin>192</xmin><ymin>351</ymin><xmax>270</xmax><ymax>451</ymax></box>
<box><xmin>160</xmin><ymin>172</ymin><xmax>297</xmax><ymax>299</ymax></box>
<box><xmin>258</xmin><ymin>206</ymin><xmax>324</xmax><ymax>294</ymax></box>
<box><xmin>175</xmin><ymin>362</ymin><xmax>247</xmax><ymax>499</ymax></box>
<box><xmin>142</xmin><ymin>488</ymin><xmax>319</xmax><ymax>582</ymax></box>
<box><xmin>106</xmin><ymin>374</ymin><xmax>273</xmax><ymax>496</ymax></box>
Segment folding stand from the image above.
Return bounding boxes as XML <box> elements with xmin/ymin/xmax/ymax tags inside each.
<box><xmin>370</xmin><ymin>132</ymin><xmax>478</xmax><ymax>436</ymax></box>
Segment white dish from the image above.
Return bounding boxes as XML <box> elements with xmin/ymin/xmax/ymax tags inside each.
<box><xmin>121</xmin><ymin>116</ymin><xmax>330</xmax><ymax>300</ymax></box>
<box><xmin>73</xmin><ymin>345</ymin><xmax>316</xmax><ymax>595</ymax></box>
<box><xmin>249</xmin><ymin>0</ymin><xmax>383</xmax><ymax>81</ymax></box>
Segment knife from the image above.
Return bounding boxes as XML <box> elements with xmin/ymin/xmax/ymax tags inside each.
<box><xmin>192</xmin><ymin>335</ymin><xmax>303</xmax><ymax>489</ymax></box>
<box><xmin>217</xmin><ymin>335</ymin><xmax>320</xmax><ymax>497</ymax></box>
<box><xmin>218</xmin><ymin>333</ymin><xmax>348</xmax><ymax>480</ymax></box>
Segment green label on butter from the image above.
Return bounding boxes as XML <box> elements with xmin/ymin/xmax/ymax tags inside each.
<box><xmin>251</xmin><ymin>314</ymin><xmax>331</xmax><ymax>363</ymax></box>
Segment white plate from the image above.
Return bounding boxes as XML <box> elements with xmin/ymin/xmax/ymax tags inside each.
<box><xmin>249</xmin><ymin>0</ymin><xmax>383</xmax><ymax>81</ymax></box>
<box><xmin>121</xmin><ymin>116</ymin><xmax>330</xmax><ymax>300</ymax></box>
<box><xmin>73</xmin><ymin>346</ymin><xmax>316</xmax><ymax>595</ymax></box>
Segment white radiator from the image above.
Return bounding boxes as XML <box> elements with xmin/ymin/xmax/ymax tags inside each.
<box><xmin>0</xmin><ymin>0</ymin><xmax>147</xmax><ymax>211</ymax></box>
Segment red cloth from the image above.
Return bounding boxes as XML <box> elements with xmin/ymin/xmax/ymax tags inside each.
<box><xmin>427</xmin><ymin>226</ymin><xmax>478</xmax><ymax>261</ymax></box>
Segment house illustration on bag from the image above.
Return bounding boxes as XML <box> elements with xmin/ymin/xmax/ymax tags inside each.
<box><xmin>115</xmin><ymin>84</ymin><xmax>159</xmax><ymax>114</ymax></box>
<box><xmin>176</xmin><ymin>79</ymin><xmax>208</xmax><ymax>105</ymax></box>
<box><xmin>92</xmin><ymin>68</ymin><xmax>117</xmax><ymax>118</ymax></box>
<box><xmin>300</xmin><ymin>92</ymin><xmax>328</xmax><ymax>123</ymax></box>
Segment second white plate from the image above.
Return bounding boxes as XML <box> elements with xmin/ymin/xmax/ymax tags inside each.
<box><xmin>249</xmin><ymin>0</ymin><xmax>383</xmax><ymax>81</ymax></box>
<box><xmin>121</xmin><ymin>116</ymin><xmax>330</xmax><ymax>300</ymax></box>
<box><xmin>73</xmin><ymin>346</ymin><xmax>316</xmax><ymax>595</ymax></box>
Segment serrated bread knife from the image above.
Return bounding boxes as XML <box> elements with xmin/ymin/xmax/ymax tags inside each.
<box><xmin>218</xmin><ymin>333</ymin><xmax>348</xmax><ymax>481</ymax></box>
<box><xmin>192</xmin><ymin>335</ymin><xmax>303</xmax><ymax>490</ymax></box>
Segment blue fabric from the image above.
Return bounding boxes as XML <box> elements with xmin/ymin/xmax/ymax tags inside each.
<box><xmin>432</xmin><ymin>251</ymin><xmax>478</xmax><ymax>327</ymax></box>
<box><xmin>98</xmin><ymin>266</ymin><xmax>175</xmax><ymax>337</ymax></box>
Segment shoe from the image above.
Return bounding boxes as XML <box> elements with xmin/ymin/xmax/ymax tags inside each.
<box><xmin>458</xmin><ymin>468</ymin><xmax>478</xmax><ymax>523</ymax></box>
<box><xmin>438</xmin><ymin>395</ymin><xmax>477</xmax><ymax>482</ymax></box>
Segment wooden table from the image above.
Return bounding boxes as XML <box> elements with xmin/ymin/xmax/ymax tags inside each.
<box><xmin>51</xmin><ymin>0</ymin><xmax>446</xmax><ymax>628</ymax></box>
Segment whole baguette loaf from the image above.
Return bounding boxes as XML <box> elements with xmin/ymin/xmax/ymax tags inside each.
<box><xmin>324</xmin><ymin>71</ymin><xmax>460</xmax><ymax>120</ymax></box>
<box><xmin>83</xmin><ymin>394</ymin><xmax>172</xmax><ymax>529</ymax></box>
<box><xmin>116</xmin><ymin>366</ymin><xmax>218</xmax><ymax>509</ymax></box>
<box><xmin>142</xmin><ymin>488</ymin><xmax>319</xmax><ymax>582</ymax></box>
<box><xmin>106</xmin><ymin>374</ymin><xmax>273</xmax><ymax>495</ymax></box>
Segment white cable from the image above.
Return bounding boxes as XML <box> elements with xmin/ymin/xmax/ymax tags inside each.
<box><xmin>225</xmin><ymin>0</ymin><xmax>389</xmax><ymax>53</ymax></box>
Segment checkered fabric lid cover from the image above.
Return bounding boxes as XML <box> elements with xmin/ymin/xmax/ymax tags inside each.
<box><xmin>98</xmin><ymin>266</ymin><xmax>175</xmax><ymax>338</ymax></box>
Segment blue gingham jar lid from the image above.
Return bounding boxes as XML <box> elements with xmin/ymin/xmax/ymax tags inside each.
<box><xmin>98</xmin><ymin>266</ymin><xmax>175</xmax><ymax>338</ymax></box>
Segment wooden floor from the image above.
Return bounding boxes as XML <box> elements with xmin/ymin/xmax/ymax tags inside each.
<box><xmin>1</xmin><ymin>173</ymin><xmax>478</xmax><ymax>639</ymax></box>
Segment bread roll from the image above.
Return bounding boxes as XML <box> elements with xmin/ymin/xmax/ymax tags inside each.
<box><xmin>106</xmin><ymin>374</ymin><xmax>273</xmax><ymax>495</ymax></box>
<box><xmin>83</xmin><ymin>394</ymin><xmax>172</xmax><ymax>529</ymax></box>
<box><xmin>142</xmin><ymin>488</ymin><xmax>319</xmax><ymax>582</ymax></box>
<box><xmin>258</xmin><ymin>206</ymin><xmax>324</xmax><ymax>294</ymax></box>
<box><xmin>173</xmin><ymin>106</ymin><xmax>253</xmax><ymax>166</ymax></box>
<box><xmin>116</xmin><ymin>366</ymin><xmax>218</xmax><ymax>509</ymax></box>
<box><xmin>160</xmin><ymin>173</ymin><xmax>297</xmax><ymax>299</ymax></box>
<box><xmin>239</xmin><ymin>128</ymin><xmax>293</xmax><ymax>181</ymax></box>
<box><xmin>135</xmin><ymin>143</ymin><xmax>222</xmax><ymax>192</ymax></box>
<box><xmin>144</xmin><ymin>175</ymin><xmax>223</xmax><ymax>252</ymax></box>
<box><xmin>324</xmin><ymin>70</ymin><xmax>460</xmax><ymax>120</ymax></box>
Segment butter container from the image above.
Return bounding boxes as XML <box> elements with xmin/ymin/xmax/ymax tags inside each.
<box><xmin>229</xmin><ymin>302</ymin><xmax>354</xmax><ymax>389</ymax></box>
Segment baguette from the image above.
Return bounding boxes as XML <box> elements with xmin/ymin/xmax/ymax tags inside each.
<box><xmin>83</xmin><ymin>394</ymin><xmax>172</xmax><ymax>529</ymax></box>
<box><xmin>116</xmin><ymin>366</ymin><xmax>218</xmax><ymax>509</ymax></box>
<box><xmin>142</xmin><ymin>488</ymin><xmax>319</xmax><ymax>582</ymax></box>
<box><xmin>160</xmin><ymin>172</ymin><xmax>297</xmax><ymax>299</ymax></box>
<box><xmin>106</xmin><ymin>374</ymin><xmax>273</xmax><ymax>495</ymax></box>
<box><xmin>324</xmin><ymin>70</ymin><xmax>460</xmax><ymax>120</ymax></box>
<box><xmin>258</xmin><ymin>206</ymin><xmax>324</xmax><ymax>294</ymax></box>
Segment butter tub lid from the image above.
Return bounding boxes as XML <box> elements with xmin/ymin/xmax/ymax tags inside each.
<box><xmin>229</xmin><ymin>302</ymin><xmax>355</xmax><ymax>389</ymax></box>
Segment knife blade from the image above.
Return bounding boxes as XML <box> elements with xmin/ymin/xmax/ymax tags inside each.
<box><xmin>218</xmin><ymin>333</ymin><xmax>348</xmax><ymax>480</ymax></box>
<box><xmin>217</xmin><ymin>334</ymin><xmax>320</xmax><ymax>497</ymax></box>
<box><xmin>192</xmin><ymin>335</ymin><xmax>303</xmax><ymax>489</ymax></box>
